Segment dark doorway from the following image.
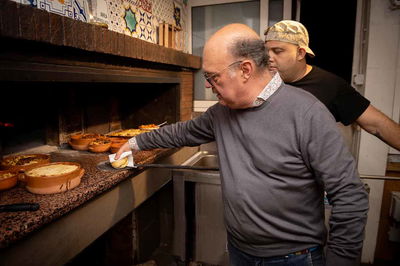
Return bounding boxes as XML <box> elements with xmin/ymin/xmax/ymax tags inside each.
<box><xmin>300</xmin><ymin>0</ymin><xmax>358</xmax><ymax>83</ymax></box>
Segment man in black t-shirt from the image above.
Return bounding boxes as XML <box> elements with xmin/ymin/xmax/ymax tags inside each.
<box><xmin>264</xmin><ymin>20</ymin><xmax>400</xmax><ymax>150</ymax></box>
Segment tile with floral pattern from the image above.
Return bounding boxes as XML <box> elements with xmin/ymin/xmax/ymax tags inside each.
<box><xmin>37</xmin><ymin>0</ymin><xmax>90</xmax><ymax>22</ymax></box>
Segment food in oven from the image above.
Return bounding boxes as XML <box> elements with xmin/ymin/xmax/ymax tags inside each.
<box><xmin>139</xmin><ymin>124</ymin><xmax>160</xmax><ymax>130</ymax></box>
<box><xmin>0</xmin><ymin>154</ymin><xmax>50</xmax><ymax>171</ymax></box>
<box><xmin>107</xmin><ymin>129</ymin><xmax>144</xmax><ymax>137</ymax></box>
<box><xmin>0</xmin><ymin>170</ymin><xmax>18</xmax><ymax>190</ymax></box>
<box><xmin>88</xmin><ymin>139</ymin><xmax>111</xmax><ymax>153</ymax></box>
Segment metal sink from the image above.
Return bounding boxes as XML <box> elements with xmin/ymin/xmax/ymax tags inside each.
<box><xmin>191</xmin><ymin>154</ymin><xmax>219</xmax><ymax>168</ymax></box>
<box><xmin>173</xmin><ymin>151</ymin><xmax>220</xmax><ymax>183</ymax></box>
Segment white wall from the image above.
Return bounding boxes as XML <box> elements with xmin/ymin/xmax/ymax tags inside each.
<box><xmin>360</xmin><ymin>178</ymin><xmax>385</xmax><ymax>263</ymax></box>
<box><xmin>358</xmin><ymin>1</ymin><xmax>400</xmax><ymax>175</ymax></box>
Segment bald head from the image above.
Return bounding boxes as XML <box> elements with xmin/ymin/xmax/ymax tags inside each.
<box><xmin>205</xmin><ymin>24</ymin><xmax>260</xmax><ymax>50</ymax></box>
<box><xmin>203</xmin><ymin>24</ymin><xmax>269</xmax><ymax>72</ymax></box>
<box><xmin>204</xmin><ymin>24</ymin><xmax>261</xmax><ymax>60</ymax></box>
<box><xmin>201</xmin><ymin>24</ymin><xmax>271</xmax><ymax>109</ymax></box>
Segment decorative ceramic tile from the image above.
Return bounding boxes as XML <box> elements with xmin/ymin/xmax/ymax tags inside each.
<box><xmin>153</xmin><ymin>0</ymin><xmax>174</xmax><ymax>25</ymax></box>
<box><xmin>121</xmin><ymin>1</ymin><xmax>138</xmax><ymax>36</ymax></box>
<box><xmin>12</xmin><ymin>0</ymin><xmax>189</xmax><ymax>50</ymax></box>
<box><xmin>137</xmin><ymin>8</ymin><xmax>152</xmax><ymax>41</ymax></box>
<box><xmin>137</xmin><ymin>8</ymin><xmax>146</xmax><ymax>24</ymax></box>
<box><xmin>138</xmin><ymin>25</ymin><xmax>146</xmax><ymax>40</ymax></box>
<box><xmin>119</xmin><ymin>0</ymin><xmax>156</xmax><ymax>43</ymax></box>
<box><xmin>10</xmin><ymin>0</ymin><xmax>37</xmax><ymax>7</ymax></box>
<box><xmin>72</xmin><ymin>0</ymin><xmax>90</xmax><ymax>21</ymax></box>
<box><xmin>37</xmin><ymin>0</ymin><xmax>90</xmax><ymax>22</ymax></box>
<box><xmin>173</xmin><ymin>0</ymin><xmax>181</xmax><ymax>28</ymax></box>
<box><xmin>123</xmin><ymin>6</ymin><xmax>137</xmax><ymax>35</ymax></box>
<box><xmin>135</xmin><ymin>0</ymin><xmax>152</xmax><ymax>13</ymax></box>
<box><xmin>88</xmin><ymin>0</ymin><xmax>109</xmax><ymax>25</ymax></box>
<box><xmin>107</xmin><ymin>0</ymin><xmax>125</xmax><ymax>33</ymax></box>
<box><xmin>146</xmin><ymin>25</ymin><xmax>154</xmax><ymax>42</ymax></box>
<box><xmin>173</xmin><ymin>0</ymin><xmax>186</xmax><ymax>51</ymax></box>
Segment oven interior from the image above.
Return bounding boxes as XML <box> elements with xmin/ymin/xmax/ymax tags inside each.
<box><xmin>0</xmin><ymin>81</ymin><xmax>179</xmax><ymax>156</ymax></box>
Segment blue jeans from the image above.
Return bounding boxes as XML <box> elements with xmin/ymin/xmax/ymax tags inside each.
<box><xmin>228</xmin><ymin>242</ymin><xmax>325</xmax><ymax>266</ymax></box>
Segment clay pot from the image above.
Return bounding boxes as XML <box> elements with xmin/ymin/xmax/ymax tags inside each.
<box><xmin>69</xmin><ymin>141</ymin><xmax>89</xmax><ymax>151</ymax></box>
<box><xmin>109</xmin><ymin>137</ymin><xmax>128</xmax><ymax>153</ymax></box>
<box><xmin>0</xmin><ymin>170</ymin><xmax>18</xmax><ymax>191</ymax></box>
<box><xmin>88</xmin><ymin>139</ymin><xmax>111</xmax><ymax>153</ymax></box>
<box><xmin>70</xmin><ymin>134</ymin><xmax>82</xmax><ymax>141</ymax></box>
<box><xmin>24</xmin><ymin>162</ymin><xmax>84</xmax><ymax>194</ymax></box>
<box><xmin>70</xmin><ymin>133</ymin><xmax>99</xmax><ymax>146</ymax></box>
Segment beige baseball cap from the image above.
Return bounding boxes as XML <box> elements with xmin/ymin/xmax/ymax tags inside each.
<box><xmin>264</xmin><ymin>20</ymin><xmax>315</xmax><ymax>57</ymax></box>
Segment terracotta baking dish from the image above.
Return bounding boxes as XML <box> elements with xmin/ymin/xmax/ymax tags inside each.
<box><xmin>24</xmin><ymin>162</ymin><xmax>84</xmax><ymax>194</ymax></box>
<box><xmin>0</xmin><ymin>170</ymin><xmax>18</xmax><ymax>191</ymax></box>
<box><xmin>88</xmin><ymin>139</ymin><xmax>111</xmax><ymax>153</ymax></box>
<box><xmin>109</xmin><ymin>137</ymin><xmax>128</xmax><ymax>153</ymax></box>
<box><xmin>69</xmin><ymin>140</ymin><xmax>89</xmax><ymax>151</ymax></box>
<box><xmin>70</xmin><ymin>133</ymin><xmax>99</xmax><ymax>146</ymax></box>
<box><xmin>0</xmin><ymin>154</ymin><xmax>50</xmax><ymax>172</ymax></box>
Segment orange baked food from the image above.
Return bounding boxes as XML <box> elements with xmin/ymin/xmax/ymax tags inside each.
<box><xmin>107</xmin><ymin>129</ymin><xmax>144</xmax><ymax>138</ymax></box>
<box><xmin>69</xmin><ymin>133</ymin><xmax>103</xmax><ymax>151</ymax></box>
<box><xmin>88</xmin><ymin>139</ymin><xmax>111</xmax><ymax>153</ymax></box>
<box><xmin>0</xmin><ymin>170</ymin><xmax>18</xmax><ymax>190</ymax></box>
<box><xmin>0</xmin><ymin>154</ymin><xmax>50</xmax><ymax>171</ymax></box>
<box><xmin>139</xmin><ymin>124</ymin><xmax>159</xmax><ymax>130</ymax></box>
<box><xmin>24</xmin><ymin>162</ymin><xmax>84</xmax><ymax>194</ymax></box>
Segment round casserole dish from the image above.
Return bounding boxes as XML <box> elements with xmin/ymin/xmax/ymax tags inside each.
<box><xmin>24</xmin><ymin>162</ymin><xmax>84</xmax><ymax>194</ymax></box>
<box><xmin>0</xmin><ymin>170</ymin><xmax>18</xmax><ymax>191</ymax></box>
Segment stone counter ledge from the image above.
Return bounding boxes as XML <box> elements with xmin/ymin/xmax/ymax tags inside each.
<box><xmin>0</xmin><ymin>147</ymin><xmax>177</xmax><ymax>248</ymax></box>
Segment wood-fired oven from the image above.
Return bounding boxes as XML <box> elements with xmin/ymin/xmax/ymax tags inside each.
<box><xmin>0</xmin><ymin>2</ymin><xmax>201</xmax><ymax>265</ymax></box>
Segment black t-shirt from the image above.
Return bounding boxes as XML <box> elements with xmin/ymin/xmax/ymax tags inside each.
<box><xmin>288</xmin><ymin>66</ymin><xmax>370</xmax><ymax>126</ymax></box>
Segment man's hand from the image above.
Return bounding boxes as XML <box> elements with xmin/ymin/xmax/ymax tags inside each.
<box><xmin>114</xmin><ymin>142</ymin><xmax>132</xmax><ymax>160</ymax></box>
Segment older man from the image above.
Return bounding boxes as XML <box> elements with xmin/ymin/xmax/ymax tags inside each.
<box><xmin>116</xmin><ymin>24</ymin><xmax>368</xmax><ymax>266</ymax></box>
<box><xmin>265</xmin><ymin>20</ymin><xmax>400</xmax><ymax>150</ymax></box>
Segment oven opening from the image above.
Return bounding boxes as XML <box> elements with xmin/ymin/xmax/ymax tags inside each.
<box><xmin>0</xmin><ymin>81</ymin><xmax>179</xmax><ymax>156</ymax></box>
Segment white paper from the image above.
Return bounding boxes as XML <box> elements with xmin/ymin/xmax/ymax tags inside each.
<box><xmin>108</xmin><ymin>151</ymin><xmax>135</xmax><ymax>168</ymax></box>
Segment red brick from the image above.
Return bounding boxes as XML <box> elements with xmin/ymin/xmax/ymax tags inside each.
<box><xmin>117</xmin><ymin>33</ymin><xmax>125</xmax><ymax>56</ymax></box>
<box><xmin>100</xmin><ymin>27</ymin><xmax>111</xmax><ymax>54</ymax></box>
<box><xmin>19</xmin><ymin>4</ymin><xmax>35</xmax><ymax>41</ymax></box>
<box><xmin>63</xmin><ymin>16</ymin><xmax>74</xmax><ymax>47</ymax></box>
<box><xmin>110</xmin><ymin>31</ymin><xmax>119</xmax><ymax>55</ymax></box>
<box><xmin>34</xmin><ymin>8</ymin><xmax>50</xmax><ymax>43</ymax></box>
<box><xmin>85</xmin><ymin>23</ymin><xmax>95</xmax><ymax>52</ymax></box>
<box><xmin>49</xmin><ymin>13</ymin><xmax>64</xmax><ymax>46</ymax></box>
<box><xmin>73</xmin><ymin>20</ymin><xmax>86</xmax><ymax>49</ymax></box>
<box><xmin>1</xmin><ymin>1</ymin><xmax>20</xmax><ymax>38</ymax></box>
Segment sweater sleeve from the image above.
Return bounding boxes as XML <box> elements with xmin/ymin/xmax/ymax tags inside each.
<box><xmin>136</xmin><ymin>108</ymin><xmax>216</xmax><ymax>150</ymax></box>
<box><xmin>299</xmin><ymin>101</ymin><xmax>369</xmax><ymax>266</ymax></box>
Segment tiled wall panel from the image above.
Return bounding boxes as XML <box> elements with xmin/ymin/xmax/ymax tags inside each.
<box><xmin>9</xmin><ymin>0</ymin><xmax>188</xmax><ymax>50</ymax></box>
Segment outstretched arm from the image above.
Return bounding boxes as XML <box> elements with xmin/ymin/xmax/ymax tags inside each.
<box><xmin>115</xmin><ymin>109</ymin><xmax>216</xmax><ymax>159</ymax></box>
<box><xmin>356</xmin><ymin>104</ymin><xmax>400</xmax><ymax>151</ymax></box>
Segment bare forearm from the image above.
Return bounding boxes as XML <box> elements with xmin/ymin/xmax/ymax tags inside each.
<box><xmin>357</xmin><ymin>105</ymin><xmax>400</xmax><ymax>151</ymax></box>
<box><xmin>371</xmin><ymin>119</ymin><xmax>400</xmax><ymax>150</ymax></box>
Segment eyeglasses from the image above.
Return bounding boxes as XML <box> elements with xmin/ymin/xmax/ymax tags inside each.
<box><xmin>203</xmin><ymin>60</ymin><xmax>242</xmax><ymax>86</ymax></box>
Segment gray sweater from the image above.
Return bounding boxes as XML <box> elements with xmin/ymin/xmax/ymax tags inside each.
<box><xmin>136</xmin><ymin>83</ymin><xmax>369</xmax><ymax>266</ymax></box>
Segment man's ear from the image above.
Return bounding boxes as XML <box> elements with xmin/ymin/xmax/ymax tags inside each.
<box><xmin>297</xmin><ymin>48</ymin><xmax>307</xmax><ymax>60</ymax></box>
<box><xmin>241</xmin><ymin>60</ymin><xmax>252</xmax><ymax>80</ymax></box>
